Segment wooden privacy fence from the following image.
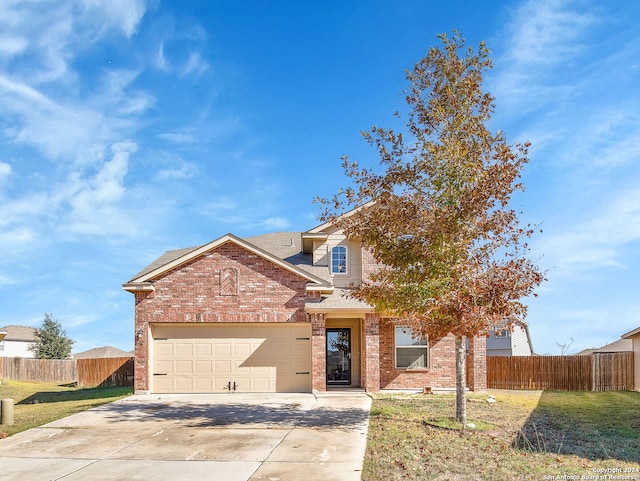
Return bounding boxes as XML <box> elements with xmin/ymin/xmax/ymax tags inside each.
<box><xmin>487</xmin><ymin>352</ymin><xmax>634</xmax><ymax>391</ymax></box>
<box><xmin>76</xmin><ymin>357</ymin><xmax>133</xmax><ymax>388</ymax></box>
<box><xmin>0</xmin><ymin>356</ymin><xmax>133</xmax><ymax>388</ymax></box>
<box><xmin>0</xmin><ymin>357</ymin><xmax>76</xmax><ymax>383</ymax></box>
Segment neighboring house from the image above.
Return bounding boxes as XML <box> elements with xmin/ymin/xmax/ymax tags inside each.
<box><xmin>0</xmin><ymin>325</ymin><xmax>36</xmax><ymax>358</ymax></box>
<box><xmin>622</xmin><ymin>326</ymin><xmax>640</xmax><ymax>392</ymax></box>
<box><xmin>575</xmin><ymin>338</ymin><xmax>633</xmax><ymax>356</ymax></box>
<box><xmin>123</xmin><ymin>214</ymin><xmax>487</xmax><ymax>395</ymax></box>
<box><xmin>486</xmin><ymin>324</ymin><xmax>534</xmax><ymax>356</ymax></box>
<box><xmin>74</xmin><ymin>346</ymin><xmax>133</xmax><ymax>359</ymax></box>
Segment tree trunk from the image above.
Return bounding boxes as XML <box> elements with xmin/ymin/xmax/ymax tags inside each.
<box><xmin>455</xmin><ymin>335</ymin><xmax>467</xmax><ymax>426</ymax></box>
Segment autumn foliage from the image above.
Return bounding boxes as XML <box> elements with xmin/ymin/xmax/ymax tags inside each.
<box><xmin>318</xmin><ymin>32</ymin><xmax>544</xmax><ymax>422</ymax></box>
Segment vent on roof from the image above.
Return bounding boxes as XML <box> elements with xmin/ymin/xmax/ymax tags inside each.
<box><xmin>288</xmin><ymin>237</ymin><xmax>295</xmax><ymax>247</ymax></box>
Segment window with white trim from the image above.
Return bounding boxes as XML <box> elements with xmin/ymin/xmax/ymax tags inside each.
<box><xmin>395</xmin><ymin>326</ymin><xmax>428</xmax><ymax>369</ymax></box>
<box><xmin>330</xmin><ymin>245</ymin><xmax>347</xmax><ymax>274</ymax></box>
<box><xmin>494</xmin><ymin>329</ymin><xmax>509</xmax><ymax>338</ymax></box>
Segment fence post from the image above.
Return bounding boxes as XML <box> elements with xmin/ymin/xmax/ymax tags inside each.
<box><xmin>1</xmin><ymin>398</ymin><xmax>15</xmax><ymax>425</ymax></box>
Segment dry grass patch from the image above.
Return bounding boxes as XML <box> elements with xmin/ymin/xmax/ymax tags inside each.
<box><xmin>363</xmin><ymin>390</ymin><xmax>640</xmax><ymax>481</ymax></box>
<box><xmin>0</xmin><ymin>380</ymin><xmax>132</xmax><ymax>438</ymax></box>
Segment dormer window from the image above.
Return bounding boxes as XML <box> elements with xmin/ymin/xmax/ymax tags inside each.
<box><xmin>331</xmin><ymin>245</ymin><xmax>347</xmax><ymax>274</ymax></box>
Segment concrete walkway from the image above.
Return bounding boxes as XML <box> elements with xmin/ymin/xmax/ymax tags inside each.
<box><xmin>0</xmin><ymin>392</ymin><xmax>372</xmax><ymax>481</ymax></box>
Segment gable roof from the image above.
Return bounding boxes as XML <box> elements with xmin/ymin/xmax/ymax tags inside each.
<box><xmin>128</xmin><ymin>245</ymin><xmax>201</xmax><ymax>282</ymax></box>
<box><xmin>124</xmin><ymin>233</ymin><xmax>330</xmax><ymax>291</ymax></box>
<box><xmin>245</xmin><ymin>232</ymin><xmax>330</xmax><ymax>282</ymax></box>
<box><xmin>74</xmin><ymin>346</ymin><xmax>132</xmax><ymax>359</ymax></box>
<box><xmin>0</xmin><ymin>325</ymin><xmax>36</xmax><ymax>342</ymax></box>
<box><xmin>622</xmin><ymin>326</ymin><xmax>640</xmax><ymax>339</ymax></box>
<box><xmin>306</xmin><ymin>201</ymin><xmax>375</xmax><ymax>234</ymax></box>
<box><xmin>593</xmin><ymin>338</ymin><xmax>633</xmax><ymax>353</ymax></box>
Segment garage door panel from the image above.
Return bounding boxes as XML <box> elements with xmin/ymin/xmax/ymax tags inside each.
<box><xmin>175</xmin><ymin>378</ymin><xmax>194</xmax><ymax>391</ymax></box>
<box><xmin>156</xmin><ymin>343</ymin><xmax>173</xmax><ymax>357</ymax></box>
<box><xmin>155</xmin><ymin>359</ymin><xmax>173</xmax><ymax>374</ymax></box>
<box><xmin>154</xmin><ymin>376</ymin><xmax>172</xmax><ymax>392</ymax></box>
<box><xmin>195</xmin><ymin>343</ymin><xmax>212</xmax><ymax>356</ymax></box>
<box><xmin>195</xmin><ymin>360</ymin><xmax>212</xmax><ymax>373</ymax></box>
<box><xmin>152</xmin><ymin>323</ymin><xmax>311</xmax><ymax>393</ymax></box>
<box><xmin>175</xmin><ymin>343</ymin><xmax>193</xmax><ymax>357</ymax></box>
<box><xmin>214</xmin><ymin>359</ymin><xmax>232</xmax><ymax>374</ymax></box>
<box><xmin>175</xmin><ymin>360</ymin><xmax>193</xmax><ymax>373</ymax></box>
<box><xmin>195</xmin><ymin>378</ymin><xmax>212</xmax><ymax>391</ymax></box>
<box><xmin>214</xmin><ymin>343</ymin><xmax>231</xmax><ymax>357</ymax></box>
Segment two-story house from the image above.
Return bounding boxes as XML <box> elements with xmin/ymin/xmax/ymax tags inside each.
<box><xmin>0</xmin><ymin>325</ymin><xmax>36</xmax><ymax>358</ymax></box>
<box><xmin>486</xmin><ymin>324</ymin><xmax>534</xmax><ymax>356</ymax></box>
<box><xmin>123</xmin><ymin>216</ymin><xmax>487</xmax><ymax>394</ymax></box>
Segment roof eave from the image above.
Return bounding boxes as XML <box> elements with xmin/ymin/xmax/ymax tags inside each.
<box><xmin>127</xmin><ymin>233</ymin><xmax>329</xmax><ymax>287</ymax></box>
<box><xmin>122</xmin><ymin>282</ymin><xmax>155</xmax><ymax>292</ymax></box>
<box><xmin>622</xmin><ymin>326</ymin><xmax>640</xmax><ymax>339</ymax></box>
<box><xmin>305</xmin><ymin>305</ymin><xmax>375</xmax><ymax>314</ymax></box>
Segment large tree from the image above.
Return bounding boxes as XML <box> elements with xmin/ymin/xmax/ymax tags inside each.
<box><xmin>318</xmin><ymin>32</ymin><xmax>544</xmax><ymax>424</ymax></box>
<box><xmin>29</xmin><ymin>313</ymin><xmax>74</xmax><ymax>359</ymax></box>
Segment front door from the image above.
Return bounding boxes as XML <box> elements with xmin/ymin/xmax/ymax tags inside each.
<box><xmin>326</xmin><ymin>328</ymin><xmax>351</xmax><ymax>385</ymax></box>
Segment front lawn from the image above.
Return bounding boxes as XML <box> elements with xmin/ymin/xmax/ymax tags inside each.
<box><xmin>363</xmin><ymin>390</ymin><xmax>640</xmax><ymax>481</ymax></box>
<box><xmin>0</xmin><ymin>380</ymin><xmax>132</xmax><ymax>438</ymax></box>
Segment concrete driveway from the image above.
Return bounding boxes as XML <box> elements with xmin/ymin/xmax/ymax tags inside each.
<box><xmin>0</xmin><ymin>392</ymin><xmax>372</xmax><ymax>481</ymax></box>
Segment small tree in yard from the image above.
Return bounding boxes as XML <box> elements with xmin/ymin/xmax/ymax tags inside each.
<box><xmin>318</xmin><ymin>32</ymin><xmax>544</xmax><ymax>425</ymax></box>
<box><xmin>30</xmin><ymin>313</ymin><xmax>74</xmax><ymax>359</ymax></box>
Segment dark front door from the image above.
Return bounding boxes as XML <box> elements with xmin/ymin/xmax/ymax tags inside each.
<box><xmin>326</xmin><ymin>328</ymin><xmax>351</xmax><ymax>385</ymax></box>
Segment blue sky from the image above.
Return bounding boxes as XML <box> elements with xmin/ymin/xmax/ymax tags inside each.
<box><xmin>1</xmin><ymin>0</ymin><xmax>639</xmax><ymax>355</ymax></box>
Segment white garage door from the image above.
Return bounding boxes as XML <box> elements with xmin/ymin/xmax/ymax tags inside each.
<box><xmin>151</xmin><ymin>323</ymin><xmax>311</xmax><ymax>393</ymax></box>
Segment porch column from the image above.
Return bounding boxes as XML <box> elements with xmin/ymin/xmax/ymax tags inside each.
<box><xmin>310</xmin><ymin>313</ymin><xmax>326</xmax><ymax>392</ymax></box>
<box><xmin>362</xmin><ymin>313</ymin><xmax>380</xmax><ymax>392</ymax></box>
<box><xmin>467</xmin><ymin>336</ymin><xmax>487</xmax><ymax>391</ymax></box>
<box><xmin>133</xmin><ymin>291</ymin><xmax>151</xmax><ymax>394</ymax></box>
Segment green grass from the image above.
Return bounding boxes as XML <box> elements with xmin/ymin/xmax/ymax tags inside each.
<box><xmin>0</xmin><ymin>380</ymin><xmax>132</xmax><ymax>438</ymax></box>
<box><xmin>363</xmin><ymin>390</ymin><xmax>640</xmax><ymax>481</ymax></box>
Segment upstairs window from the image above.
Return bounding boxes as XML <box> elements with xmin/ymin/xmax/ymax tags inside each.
<box><xmin>331</xmin><ymin>245</ymin><xmax>347</xmax><ymax>274</ymax></box>
<box><xmin>494</xmin><ymin>329</ymin><xmax>509</xmax><ymax>338</ymax></box>
<box><xmin>395</xmin><ymin>326</ymin><xmax>429</xmax><ymax>369</ymax></box>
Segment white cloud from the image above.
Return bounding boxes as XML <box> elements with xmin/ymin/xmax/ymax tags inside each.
<box><xmin>158</xmin><ymin>131</ymin><xmax>197</xmax><ymax>144</ymax></box>
<box><xmin>263</xmin><ymin>217</ymin><xmax>290</xmax><ymax>230</ymax></box>
<box><xmin>506</xmin><ymin>0</ymin><xmax>594</xmax><ymax>66</ymax></box>
<box><xmin>491</xmin><ymin>0</ymin><xmax>596</xmax><ymax>112</ymax></box>
<box><xmin>534</xmin><ymin>185</ymin><xmax>640</xmax><ymax>275</ymax></box>
<box><xmin>154</xmin><ymin>41</ymin><xmax>169</xmax><ymax>72</ymax></box>
<box><xmin>181</xmin><ymin>52</ymin><xmax>209</xmax><ymax>77</ymax></box>
<box><xmin>0</xmin><ymin>273</ymin><xmax>18</xmax><ymax>287</ymax></box>
<box><xmin>0</xmin><ymin>161</ymin><xmax>10</xmax><ymax>180</ymax></box>
<box><xmin>80</xmin><ymin>0</ymin><xmax>147</xmax><ymax>38</ymax></box>
<box><xmin>0</xmin><ymin>1</ymin><xmax>145</xmax><ymax>87</ymax></box>
<box><xmin>59</xmin><ymin>141</ymin><xmax>138</xmax><ymax>237</ymax></box>
<box><xmin>0</xmin><ymin>35</ymin><xmax>28</xmax><ymax>57</ymax></box>
<box><xmin>156</xmin><ymin>164</ymin><xmax>197</xmax><ymax>181</ymax></box>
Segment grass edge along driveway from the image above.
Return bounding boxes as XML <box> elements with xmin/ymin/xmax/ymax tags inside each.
<box><xmin>0</xmin><ymin>380</ymin><xmax>132</xmax><ymax>438</ymax></box>
<box><xmin>363</xmin><ymin>390</ymin><xmax>640</xmax><ymax>481</ymax></box>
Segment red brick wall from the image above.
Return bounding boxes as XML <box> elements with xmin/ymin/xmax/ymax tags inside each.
<box><xmin>309</xmin><ymin>313</ymin><xmax>326</xmax><ymax>392</ymax></box>
<box><xmin>132</xmin><ymin>241</ymin><xmax>309</xmax><ymax>392</ymax></box>
<box><xmin>379</xmin><ymin>320</ymin><xmax>457</xmax><ymax>390</ymax></box>
<box><xmin>467</xmin><ymin>336</ymin><xmax>487</xmax><ymax>391</ymax></box>
<box><xmin>362</xmin><ymin>313</ymin><xmax>381</xmax><ymax>391</ymax></box>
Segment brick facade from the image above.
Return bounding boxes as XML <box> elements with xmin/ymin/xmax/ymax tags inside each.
<box><xmin>128</xmin><ymin>237</ymin><xmax>487</xmax><ymax>394</ymax></box>
<box><xmin>467</xmin><ymin>336</ymin><xmax>487</xmax><ymax>391</ymax></box>
<box><xmin>362</xmin><ymin>313</ymin><xmax>380</xmax><ymax>391</ymax></box>
<box><xmin>379</xmin><ymin>320</ymin><xmax>457</xmax><ymax>390</ymax></box>
<box><xmin>309</xmin><ymin>313</ymin><xmax>326</xmax><ymax>392</ymax></box>
<box><xmin>133</xmin><ymin>241</ymin><xmax>309</xmax><ymax>392</ymax></box>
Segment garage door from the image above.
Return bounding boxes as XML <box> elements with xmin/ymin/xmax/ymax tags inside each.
<box><xmin>151</xmin><ymin>323</ymin><xmax>311</xmax><ymax>393</ymax></box>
